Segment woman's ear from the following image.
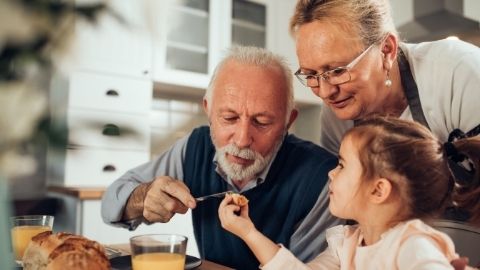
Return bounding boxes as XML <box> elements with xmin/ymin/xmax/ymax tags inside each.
<box><xmin>381</xmin><ymin>33</ymin><xmax>398</xmax><ymax>69</ymax></box>
<box><xmin>369</xmin><ymin>178</ymin><xmax>392</xmax><ymax>204</ymax></box>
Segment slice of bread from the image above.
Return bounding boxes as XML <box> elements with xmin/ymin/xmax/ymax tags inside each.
<box><xmin>231</xmin><ymin>193</ymin><xmax>249</xmax><ymax>206</ymax></box>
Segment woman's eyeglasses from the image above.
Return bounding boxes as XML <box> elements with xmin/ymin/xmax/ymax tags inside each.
<box><xmin>294</xmin><ymin>43</ymin><xmax>376</xmax><ymax>88</ymax></box>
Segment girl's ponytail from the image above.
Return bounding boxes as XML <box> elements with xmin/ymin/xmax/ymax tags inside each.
<box><xmin>446</xmin><ymin>137</ymin><xmax>480</xmax><ymax>225</ymax></box>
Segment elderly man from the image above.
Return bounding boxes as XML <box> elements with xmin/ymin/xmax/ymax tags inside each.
<box><xmin>101</xmin><ymin>46</ymin><xmax>338</xmax><ymax>269</ymax></box>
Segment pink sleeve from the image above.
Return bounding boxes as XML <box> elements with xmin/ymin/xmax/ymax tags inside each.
<box><xmin>397</xmin><ymin>235</ymin><xmax>455</xmax><ymax>270</ymax></box>
<box><xmin>260</xmin><ymin>244</ymin><xmax>340</xmax><ymax>270</ymax></box>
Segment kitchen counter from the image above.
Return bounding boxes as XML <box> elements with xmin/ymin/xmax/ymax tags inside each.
<box><xmin>48</xmin><ymin>186</ymin><xmax>105</xmax><ymax>200</ymax></box>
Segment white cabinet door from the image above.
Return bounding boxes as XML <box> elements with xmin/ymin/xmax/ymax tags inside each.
<box><xmin>63</xmin><ymin>148</ymin><xmax>148</xmax><ymax>187</ymax></box>
<box><xmin>67</xmin><ymin>109</ymin><xmax>150</xmax><ymax>151</ymax></box>
<box><xmin>231</xmin><ymin>0</ymin><xmax>271</xmax><ymax>48</ymax></box>
<box><xmin>152</xmin><ymin>0</ymin><xmax>224</xmax><ymax>91</ymax></box>
<box><xmin>152</xmin><ymin>0</ymin><xmax>275</xmax><ymax>94</ymax></box>
<box><xmin>68</xmin><ymin>1</ymin><xmax>152</xmax><ymax>78</ymax></box>
<box><xmin>69</xmin><ymin>72</ymin><xmax>152</xmax><ymax>114</ymax></box>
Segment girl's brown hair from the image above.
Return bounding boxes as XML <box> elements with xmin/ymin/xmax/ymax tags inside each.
<box><xmin>345</xmin><ymin>116</ymin><xmax>480</xmax><ymax>223</ymax></box>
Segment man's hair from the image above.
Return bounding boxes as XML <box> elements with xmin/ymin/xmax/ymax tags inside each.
<box><xmin>204</xmin><ymin>46</ymin><xmax>295</xmax><ymax>120</ymax></box>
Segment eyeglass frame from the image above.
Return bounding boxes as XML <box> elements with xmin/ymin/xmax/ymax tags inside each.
<box><xmin>294</xmin><ymin>42</ymin><xmax>378</xmax><ymax>88</ymax></box>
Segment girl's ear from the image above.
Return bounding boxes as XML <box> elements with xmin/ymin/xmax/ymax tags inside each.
<box><xmin>369</xmin><ymin>178</ymin><xmax>392</xmax><ymax>204</ymax></box>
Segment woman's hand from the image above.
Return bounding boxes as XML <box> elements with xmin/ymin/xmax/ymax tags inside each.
<box><xmin>218</xmin><ymin>194</ymin><xmax>256</xmax><ymax>239</ymax></box>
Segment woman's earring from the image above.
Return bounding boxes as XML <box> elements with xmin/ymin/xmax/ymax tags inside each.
<box><xmin>385</xmin><ymin>70</ymin><xmax>392</xmax><ymax>87</ymax></box>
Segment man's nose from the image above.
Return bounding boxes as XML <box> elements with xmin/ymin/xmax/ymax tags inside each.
<box><xmin>234</xmin><ymin>120</ymin><xmax>253</xmax><ymax>148</ymax></box>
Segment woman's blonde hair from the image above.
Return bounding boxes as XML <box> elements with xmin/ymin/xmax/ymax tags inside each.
<box><xmin>290</xmin><ymin>0</ymin><xmax>398</xmax><ymax>46</ymax></box>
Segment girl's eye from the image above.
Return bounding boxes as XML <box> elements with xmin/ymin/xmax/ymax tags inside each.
<box><xmin>337</xmin><ymin>163</ymin><xmax>344</xmax><ymax>169</ymax></box>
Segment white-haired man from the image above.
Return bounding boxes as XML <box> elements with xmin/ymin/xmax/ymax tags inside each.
<box><xmin>101</xmin><ymin>46</ymin><xmax>338</xmax><ymax>270</ymax></box>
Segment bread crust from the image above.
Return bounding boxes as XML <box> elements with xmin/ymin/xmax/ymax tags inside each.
<box><xmin>23</xmin><ymin>232</ymin><xmax>110</xmax><ymax>270</ymax></box>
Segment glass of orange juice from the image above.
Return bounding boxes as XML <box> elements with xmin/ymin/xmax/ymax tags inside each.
<box><xmin>10</xmin><ymin>215</ymin><xmax>54</xmax><ymax>262</ymax></box>
<box><xmin>130</xmin><ymin>234</ymin><xmax>188</xmax><ymax>270</ymax></box>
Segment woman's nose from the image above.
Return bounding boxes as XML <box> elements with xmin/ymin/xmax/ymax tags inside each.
<box><xmin>312</xmin><ymin>81</ymin><xmax>339</xmax><ymax>100</ymax></box>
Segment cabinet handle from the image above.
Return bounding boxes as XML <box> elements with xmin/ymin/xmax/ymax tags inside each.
<box><xmin>106</xmin><ymin>89</ymin><xmax>119</xmax><ymax>97</ymax></box>
<box><xmin>102</xmin><ymin>124</ymin><xmax>120</xmax><ymax>136</ymax></box>
<box><xmin>103</xmin><ymin>165</ymin><xmax>116</xmax><ymax>172</ymax></box>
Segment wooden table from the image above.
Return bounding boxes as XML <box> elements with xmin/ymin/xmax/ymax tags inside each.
<box><xmin>109</xmin><ymin>244</ymin><xmax>233</xmax><ymax>270</ymax></box>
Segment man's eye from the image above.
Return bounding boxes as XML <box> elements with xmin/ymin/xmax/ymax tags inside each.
<box><xmin>222</xmin><ymin>116</ymin><xmax>237</xmax><ymax>122</ymax></box>
<box><xmin>254</xmin><ymin>120</ymin><xmax>269</xmax><ymax>127</ymax></box>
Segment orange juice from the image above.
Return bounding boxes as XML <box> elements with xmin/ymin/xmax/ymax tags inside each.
<box><xmin>11</xmin><ymin>225</ymin><xmax>51</xmax><ymax>260</ymax></box>
<box><xmin>131</xmin><ymin>252</ymin><xmax>185</xmax><ymax>270</ymax></box>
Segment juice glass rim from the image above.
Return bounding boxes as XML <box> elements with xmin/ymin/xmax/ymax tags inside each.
<box><xmin>130</xmin><ymin>234</ymin><xmax>188</xmax><ymax>244</ymax></box>
<box><xmin>10</xmin><ymin>215</ymin><xmax>54</xmax><ymax>227</ymax></box>
<box><xmin>11</xmin><ymin>215</ymin><xmax>54</xmax><ymax>220</ymax></box>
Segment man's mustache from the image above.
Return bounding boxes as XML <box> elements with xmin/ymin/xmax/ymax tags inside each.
<box><xmin>223</xmin><ymin>144</ymin><xmax>257</xmax><ymax>160</ymax></box>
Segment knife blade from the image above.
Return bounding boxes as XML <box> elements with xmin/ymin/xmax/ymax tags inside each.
<box><xmin>195</xmin><ymin>191</ymin><xmax>232</xmax><ymax>202</ymax></box>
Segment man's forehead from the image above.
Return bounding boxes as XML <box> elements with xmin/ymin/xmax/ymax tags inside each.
<box><xmin>214</xmin><ymin>93</ymin><xmax>277</xmax><ymax>109</ymax></box>
<box><xmin>213</xmin><ymin>67</ymin><xmax>286</xmax><ymax>99</ymax></box>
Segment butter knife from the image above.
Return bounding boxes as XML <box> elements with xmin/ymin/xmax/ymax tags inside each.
<box><xmin>195</xmin><ymin>191</ymin><xmax>232</xmax><ymax>202</ymax></box>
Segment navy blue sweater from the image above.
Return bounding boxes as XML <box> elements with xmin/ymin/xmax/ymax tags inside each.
<box><xmin>184</xmin><ymin>126</ymin><xmax>336</xmax><ymax>269</ymax></box>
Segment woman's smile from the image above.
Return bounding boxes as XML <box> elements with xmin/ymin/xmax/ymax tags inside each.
<box><xmin>328</xmin><ymin>96</ymin><xmax>353</xmax><ymax>109</ymax></box>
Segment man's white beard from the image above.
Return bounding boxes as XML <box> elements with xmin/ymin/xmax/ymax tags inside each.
<box><xmin>213</xmin><ymin>133</ymin><xmax>284</xmax><ymax>182</ymax></box>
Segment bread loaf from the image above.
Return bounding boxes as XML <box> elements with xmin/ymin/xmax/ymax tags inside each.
<box><xmin>22</xmin><ymin>231</ymin><xmax>110</xmax><ymax>270</ymax></box>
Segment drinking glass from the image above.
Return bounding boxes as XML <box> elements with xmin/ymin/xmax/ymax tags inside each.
<box><xmin>130</xmin><ymin>234</ymin><xmax>188</xmax><ymax>270</ymax></box>
<box><xmin>10</xmin><ymin>215</ymin><xmax>54</xmax><ymax>261</ymax></box>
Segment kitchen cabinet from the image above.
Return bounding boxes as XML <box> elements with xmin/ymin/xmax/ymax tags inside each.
<box><xmin>47</xmin><ymin>1</ymin><xmax>154</xmax><ymax>188</ymax></box>
<box><xmin>152</xmin><ymin>0</ymin><xmax>273</xmax><ymax>92</ymax></box>
<box><xmin>231</xmin><ymin>0</ymin><xmax>270</xmax><ymax>48</ymax></box>
<box><xmin>68</xmin><ymin>0</ymin><xmax>152</xmax><ymax>78</ymax></box>
<box><xmin>47</xmin><ymin>71</ymin><xmax>152</xmax><ymax>187</ymax></box>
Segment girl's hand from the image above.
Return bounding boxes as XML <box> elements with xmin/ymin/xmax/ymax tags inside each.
<box><xmin>218</xmin><ymin>193</ymin><xmax>256</xmax><ymax>239</ymax></box>
<box><xmin>219</xmin><ymin>194</ymin><xmax>282</xmax><ymax>265</ymax></box>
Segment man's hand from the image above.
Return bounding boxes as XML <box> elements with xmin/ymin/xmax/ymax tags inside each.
<box><xmin>123</xmin><ymin>176</ymin><xmax>196</xmax><ymax>223</ymax></box>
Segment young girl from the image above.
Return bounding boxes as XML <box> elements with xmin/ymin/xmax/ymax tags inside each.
<box><xmin>218</xmin><ymin>116</ymin><xmax>480</xmax><ymax>270</ymax></box>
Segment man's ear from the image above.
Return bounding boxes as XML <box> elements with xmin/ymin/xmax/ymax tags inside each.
<box><xmin>286</xmin><ymin>109</ymin><xmax>298</xmax><ymax>130</ymax></box>
<box><xmin>203</xmin><ymin>98</ymin><xmax>209</xmax><ymax>116</ymax></box>
<box><xmin>369</xmin><ymin>178</ymin><xmax>392</xmax><ymax>204</ymax></box>
<box><xmin>382</xmin><ymin>33</ymin><xmax>398</xmax><ymax>70</ymax></box>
